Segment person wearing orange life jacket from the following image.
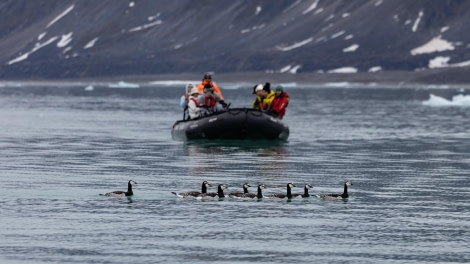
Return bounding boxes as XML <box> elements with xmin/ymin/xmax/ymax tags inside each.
<box><xmin>252</xmin><ymin>82</ymin><xmax>275</xmax><ymax>110</ymax></box>
<box><xmin>197</xmin><ymin>73</ymin><xmax>227</xmax><ymax>107</ymax></box>
<box><xmin>187</xmin><ymin>87</ymin><xmax>202</xmax><ymax>119</ymax></box>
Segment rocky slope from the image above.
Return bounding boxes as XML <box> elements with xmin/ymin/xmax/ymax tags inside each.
<box><xmin>1</xmin><ymin>0</ymin><xmax>469</xmax><ymax>83</ymax></box>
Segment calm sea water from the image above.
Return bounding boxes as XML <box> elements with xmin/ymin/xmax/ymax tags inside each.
<box><xmin>1</xmin><ymin>82</ymin><xmax>470</xmax><ymax>264</ymax></box>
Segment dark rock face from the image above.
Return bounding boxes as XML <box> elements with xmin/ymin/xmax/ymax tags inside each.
<box><xmin>0</xmin><ymin>0</ymin><xmax>469</xmax><ymax>80</ymax></box>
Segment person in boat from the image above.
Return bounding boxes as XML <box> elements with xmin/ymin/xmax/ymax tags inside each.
<box><xmin>187</xmin><ymin>87</ymin><xmax>202</xmax><ymax>119</ymax></box>
<box><xmin>198</xmin><ymin>84</ymin><xmax>226</xmax><ymax>115</ymax></box>
<box><xmin>267</xmin><ymin>85</ymin><xmax>290</xmax><ymax>119</ymax></box>
<box><xmin>252</xmin><ymin>82</ymin><xmax>275</xmax><ymax>111</ymax></box>
<box><xmin>180</xmin><ymin>83</ymin><xmax>194</xmax><ymax>119</ymax></box>
<box><xmin>197</xmin><ymin>73</ymin><xmax>227</xmax><ymax>107</ymax></box>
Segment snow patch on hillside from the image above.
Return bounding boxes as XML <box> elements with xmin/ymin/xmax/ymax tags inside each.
<box><xmin>328</xmin><ymin>67</ymin><xmax>358</xmax><ymax>73</ymax></box>
<box><xmin>368</xmin><ymin>66</ymin><xmax>382</xmax><ymax>72</ymax></box>
<box><xmin>57</xmin><ymin>33</ymin><xmax>73</xmax><ymax>48</ymax></box>
<box><xmin>47</xmin><ymin>5</ymin><xmax>74</xmax><ymax>28</ymax></box>
<box><xmin>303</xmin><ymin>0</ymin><xmax>320</xmax><ymax>14</ymax></box>
<box><xmin>255</xmin><ymin>6</ymin><xmax>262</xmax><ymax>15</ymax></box>
<box><xmin>84</xmin><ymin>38</ymin><xmax>99</xmax><ymax>49</ymax></box>
<box><xmin>412</xmin><ymin>11</ymin><xmax>423</xmax><ymax>32</ymax></box>
<box><xmin>127</xmin><ymin>21</ymin><xmax>163</xmax><ymax>32</ymax></box>
<box><xmin>429</xmin><ymin>56</ymin><xmax>470</xmax><ymax>69</ymax></box>
<box><xmin>276</xmin><ymin>38</ymin><xmax>313</xmax><ymax>51</ymax></box>
<box><xmin>411</xmin><ymin>36</ymin><xmax>455</xmax><ymax>55</ymax></box>
<box><xmin>7</xmin><ymin>37</ymin><xmax>59</xmax><ymax>65</ymax></box>
<box><xmin>343</xmin><ymin>44</ymin><xmax>359</xmax><ymax>52</ymax></box>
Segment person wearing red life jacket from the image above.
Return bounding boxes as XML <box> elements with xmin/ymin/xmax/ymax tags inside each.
<box><xmin>187</xmin><ymin>87</ymin><xmax>202</xmax><ymax>119</ymax></box>
<box><xmin>267</xmin><ymin>85</ymin><xmax>290</xmax><ymax>119</ymax></box>
<box><xmin>196</xmin><ymin>73</ymin><xmax>227</xmax><ymax>107</ymax></box>
<box><xmin>198</xmin><ymin>84</ymin><xmax>225</xmax><ymax>115</ymax></box>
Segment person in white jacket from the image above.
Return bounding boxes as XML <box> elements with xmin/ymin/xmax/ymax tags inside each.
<box><xmin>187</xmin><ymin>87</ymin><xmax>201</xmax><ymax>119</ymax></box>
<box><xmin>180</xmin><ymin>83</ymin><xmax>194</xmax><ymax>109</ymax></box>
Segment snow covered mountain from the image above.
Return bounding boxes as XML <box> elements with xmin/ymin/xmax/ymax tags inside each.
<box><xmin>1</xmin><ymin>0</ymin><xmax>469</xmax><ymax>82</ymax></box>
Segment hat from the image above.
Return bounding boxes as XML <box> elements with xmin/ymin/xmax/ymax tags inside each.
<box><xmin>275</xmin><ymin>85</ymin><xmax>284</xmax><ymax>92</ymax></box>
<box><xmin>254</xmin><ymin>84</ymin><xmax>263</xmax><ymax>92</ymax></box>
<box><xmin>190</xmin><ymin>87</ymin><xmax>199</xmax><ymax>95</ymax></box>
<box><xmin>263</xmin><ymin>82</ymin><xmax>271</xmax><ymax>92</ymax></box>
<box><xmin>203</xmin><ymin>73</ymin><xmax>212</xmax><ymax>80</ymax></box>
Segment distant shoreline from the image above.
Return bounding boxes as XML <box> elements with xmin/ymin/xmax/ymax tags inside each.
<box><xmin>2</xmin><ymin>68</ymin><xmax>470</xmax><ymax>87</ymax></box>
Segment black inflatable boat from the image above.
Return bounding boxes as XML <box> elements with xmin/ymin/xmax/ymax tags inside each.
<box><xmin>171</xmin><ymin>108</ymin><xmax>289</xmax><ymax>141</ymax></box>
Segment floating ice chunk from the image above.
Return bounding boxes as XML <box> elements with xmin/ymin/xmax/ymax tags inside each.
<box><xmin>108</xmin><ymin>81</ymin><xmax>140</xmax><ymax>88</ymax></box>
<box><xmin>410</xmin><ymin>36</ymin><xmax>454</xmax><ymax>55</ymax></box>
<box><xmin>129</xmin><ymin>2</ymin><xmax>135</xmax><ymax>7</ymax></box>
<box><xmin>423</xmin><ymin>94</ymin><xmax>470</xmax><ymax>106</ymax></box>
<box><xmin>343</xmin><ymin>44</ymin><xmax>359</xmax><ymax>52</ymax></box>
<box><xmin>84</xmin><ymin>85</ymin><xmax>94</xmax><ymax>91</ymax></box>
<box><xmin>149</xmin><ymin>80</ymin><xmax>199</xmax><ymax>86</ymax></box>
<box><xmin>324</xmin><ymin>82</ymin><xmax>351</xmax><ymax>87</ymax></box>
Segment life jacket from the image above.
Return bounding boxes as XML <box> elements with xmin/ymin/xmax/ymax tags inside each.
<box><xmin>197</xmin><ymin>81</ymin><xmax>224</xmax><ymax>100</ymax></box>
<box><xmin>270</xmin><ymin>92</ymin><xmax>290</xmax><ymax>118</ymax></box>
<box><xmin>260</xmin><ymin>91</ymin><xmax>275</xmax><ymax>110</ymax></box>
<box><xmin>204</xmin><ymin>95</ymin><xmax>216</xmax><ymax>107</ymax></box>
<box><xmin>190</xmin><ymin>97</ymin><xmax>200</xmax><ymax>107</ymax></box>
